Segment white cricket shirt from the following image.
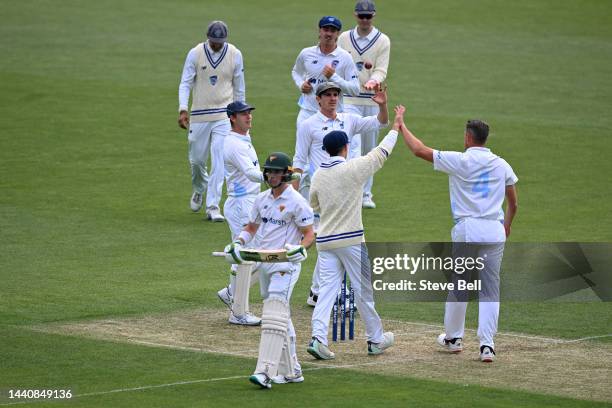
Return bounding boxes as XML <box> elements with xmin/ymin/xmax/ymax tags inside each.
<box><xmin>291</xmin><ymin>45</ymin><xmax>359</xmax><ymax>113</ymax></box>
<box><xmin>249</xmin><ymin>186</ymin><xmax>314</xmax><ymax>249</ymax></box>
<box><xmin>223</xmin><ymin>131</ymin><xmax>262</xmax><ymax>197</ymax></box>
<box><xmin>433</xmin><ymin>147</ymin><xmax>518</xmax><ymax>239</ymax></box>
<box><xmin>293</xmin><ymin>111</ymin><xmax>386</xmax><ymax>174</ymax></box>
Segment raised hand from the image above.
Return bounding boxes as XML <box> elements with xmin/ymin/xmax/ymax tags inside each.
<box><xmin>371</xmin><ymin>85</ymin><xmax>387</xmax><ymax>105</ymax></box>
<box><xmin>393</xmin><ymin>105</ymin><xmax>405</xmax><ymax>130</ymax></box>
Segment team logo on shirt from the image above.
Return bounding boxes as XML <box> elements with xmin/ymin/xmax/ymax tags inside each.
<box><xmin>279</xmin><ymin>205</ymin><xmax>286</xmax><ymax>212</ymax></box>
<box><xmin>332</xmin><ymin>60</ymin><xmax>339</xmax><ymax>68</ymax></box>
<box><xmin>209</xmin><ymin>75</ymin><xmax>218</xmax><ymax>85</ymax></box>
<box><xmin>339</xmin><ymin>121</ymin><xmax>345</xmax><ymax>129</ymax></box>
<box><xmin>201</xmin><ymin>65</ymin><xmax>207</xmax><ymax>70</ymax></box>
<box><xmin>312</xmin><ymin>60</ymin><xmax>318</xmax><ymax>64</ymax></box>
<box><xmin>356</xmin><ymin>62</ymin><xmax>364</xmax><ymax>71</ymax></box>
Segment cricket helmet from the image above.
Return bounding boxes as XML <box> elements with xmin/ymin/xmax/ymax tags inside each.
<box><xmin>263</xmin><ymin>152</ymin><xmax>294</xmax><ymax>185</ymax></box>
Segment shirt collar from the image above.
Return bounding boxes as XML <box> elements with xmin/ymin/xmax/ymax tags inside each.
<box><xmin>229</xmin><ymin>130</ymin><xmax>251</xmax><ymax>142</ymax></box>
<box><xmin>329</xmin><ymin>155</ymin><xmax>346</xmax><ymax>162</ymax></box>
<box><xmin>317</xmin><ymin>45</ymin><xmax>338</xmax><ymax>56</ymax></box>
<box><xmin>267</xmin><ymin>184</ymin><xmax>295</xmax><ymax>199</ymax></box>
<box><xmin>466</xmin><ymin>146</ymin><xmax>490</xmax><ymax>152</ymax></box>
<box><xmin>352</xmin><ymin>26</ymin><xmax>379</xmax><ymax>41</ymax></box>
<box><xmin>316</xmin><ymin>111</ymin><xmax>338</xmax><ymax>122</ymax></box>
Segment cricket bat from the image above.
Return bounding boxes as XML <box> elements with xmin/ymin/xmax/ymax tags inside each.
<box><xmin>212</xmin><ymin>248</ymin><xmax>288</xmax><ymax>263</ymax></box>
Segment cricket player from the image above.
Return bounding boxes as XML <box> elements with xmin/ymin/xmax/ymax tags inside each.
<box><xmin>178</xmin><ymin>20</ymin><xmax>246</xmax><ymax>222</ymax></box>
<box><xmin>306</xmin><ymin>107</ymin><xmax>406</xmax><ymax>360</ymax></box>
<box><xmin>338</xmin><ymin>0</ymin><xmax>391</xmax><ymax>209</ymax></box>
<box><xmin>224</xmin><ymin>152</ymin><xmax>315</xmax><ymax>389</ymax></box>
<box><xmin>216</xmin><ymin>101</ymin><xmax>262</xmax><ymax>326</ymax></box>
<box><xmin>397</xmin><ymin>112</ymin><xmax>518</xmax><ymax>362</ymax></box>
<box><xmin>292</xmin><ymin>81</ymin><xmax>388</xmax><ymax>307</ymax></box>
<box><xmin>291</xmin><ymin>16</ymin><xmax>360</xmax><ymax>126</ymax></box>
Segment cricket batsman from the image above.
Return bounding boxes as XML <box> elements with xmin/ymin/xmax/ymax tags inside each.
<box><xmin>224</xmin><ymin>152</ymin><xmax>315</xmax><ymax>388</ymax></box>
<box><xmin>306</xmin><ymin>107</ymin><xmax>406</xmax><ymax>360</ymax></box>
<box><xmin>397</xmin><ymin>111</ymin><xmax>518</xmax><ymax>362</ymax></box>
<box><xmin>216</xmin><ymin>101</ymin><xmax>263</xmax><ymax>326</ymax></box>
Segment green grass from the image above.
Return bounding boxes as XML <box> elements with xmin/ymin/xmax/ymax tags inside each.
<box><xmin>2</xmin><ymin>326</ymin><xmax>608</xmax><ymax>408</ymax></box>
<box><xmin>1</xmin><ymin>0</ymin><xmax>611</xmax><ymax>406</ymax></box>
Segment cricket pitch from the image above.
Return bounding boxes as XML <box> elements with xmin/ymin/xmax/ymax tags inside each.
<box><xmin>32</xmin><ymin>306</ymin><xmax>612</xmax><ymax>403</ymax></box>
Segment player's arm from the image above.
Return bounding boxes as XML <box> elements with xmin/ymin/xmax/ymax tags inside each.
<box><xmin>372</xmin><ymin>85</ymin><xmax>389</xmax><ymax>126</ymax></box>
<box><xmin>350</xmin><ymin>106</ymin><xmax>402</xmax><ymax>182</ymax></box>
<box><xmin>232</xmin><ymin>49</ymin><xmax>246</xmax><ymax>102</ymax></box>
<box><xmin>292</xmin><ymin>122</ymin><xmax>310</xmax><ymax>189</ymax></box>
<box><xmin>178</xmin><ymin>47</ymin><xmax>198</xmax><ymax>129</ymax></box>
<box><xmin>365</xmin><ymin>37</ymin><xmax>390</xmax><ymax>90</ymax></box>
<box><xmin>292</xmin><ymin>50</ymin><xmax>313</xmax><ymax>94</ymax></box>
<box><xmin>397</xmin><ymin>107</ymin><xmax>434</xmax><ymax>162</ymax></box>
<box><xmin>299</xmin><ymin>225</ymin><xmax>315</xmax><ymax>249</ymax></box>
<box><xmin>231</xmin><ymin>147</ymin><xmax>263</xmax><ymax>183</ymax></box>
<box><xmin>504</xmin><ymin>185</ymin><xmax>518</xmax><ymax>238</ymax></box>
<box><xmin>325</xmin><ymin>54</ymin><xmax>360</xmax><ymax>96</ymax></box>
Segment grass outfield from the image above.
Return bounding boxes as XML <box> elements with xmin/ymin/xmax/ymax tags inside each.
<box><xmin>1</xmin><ymin>0</ymin><xmax>611</xmax><ymax>406</ymax></box>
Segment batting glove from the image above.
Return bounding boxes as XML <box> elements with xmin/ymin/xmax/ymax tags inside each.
<box><xmin>224</xmin><ymin>240</ymin><xmax>244</xmax><ymax>264</ymax></box>
<box><xmin>285</xmin><ymin>244</ymin><xmax>307</xmax><ymax>263</ymax></box>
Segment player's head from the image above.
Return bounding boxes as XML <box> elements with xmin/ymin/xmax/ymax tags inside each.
<box><xmin>227</xmin><ymin>101</ymin><xmax>255</xmax><ymax>134</ymax></box>
<box><xmin>354</xmin><ymin>0</ymin><xmax>376</xmax><ymax>29</ymax></box>
<box><xmin>316</xmin><ymin>82</ymin><xmax>341</xmax><ymax>112</ymax></box>
<box><xmin>263</xmin><ymin>152</ymin><xmax>294</xmax><ymax>188</ymax></box>
<box><xmin>318</xmin><ymin>16</ymin><xmax>342</xmax><ymax>44</ymax></box>
<box><xmin>323</xmin><ymin>130</ymin><xmax>350</xmax><ymax>158</ymax></box>
<box><xmin>465</xmin><ymin>119</ymin><xmax>490</xmax><ymax>148</ymax></box>
<box><xmin>207</xmin><ymin>21</ymin><xmax>228</xmax><ymax>51</ymax></box>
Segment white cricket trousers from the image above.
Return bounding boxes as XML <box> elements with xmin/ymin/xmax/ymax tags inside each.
<box><xmin>187</xmin><ymin>119</ymin><xmax>230</xmax><ymax>210</ymax></box>
<box><xmin>445</xmin><ymin>219</ymin><xmax>505</xmax><ymax>348</ymax></box>
<box><xmin>343</xmin><ymin>104</ymin><xmax>380</xmax><ymax>198</ymax></box>
<box><xmin>311</xmin><ymin>244</ymin><xmax>385</xmax><ymax>346</ymax></box>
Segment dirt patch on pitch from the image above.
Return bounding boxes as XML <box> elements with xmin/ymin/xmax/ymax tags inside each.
<box><xmin>33</xmin><ymin>306</ymin><xmax>612</xmax><ymax>402</ymax></box>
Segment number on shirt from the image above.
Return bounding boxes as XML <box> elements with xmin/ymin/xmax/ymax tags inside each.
<box><xmin>472</xmin><ymin>171</ymin><xmax>490</xmax><ymax>198</ymax></box>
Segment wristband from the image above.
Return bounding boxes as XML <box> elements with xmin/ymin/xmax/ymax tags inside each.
<box><xmin>238</xmin><ymin>230</ymin><xmax>253</xmax><ymax>245</ymax></box>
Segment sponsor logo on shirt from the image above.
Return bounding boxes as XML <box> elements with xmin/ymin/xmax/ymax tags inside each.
<box><xmin>262</xmin><ymin>216</ymin><xmax>287</xmax><ymax>226</ymax></box>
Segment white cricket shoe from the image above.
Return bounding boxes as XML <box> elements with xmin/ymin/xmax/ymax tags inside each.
<box><xmin>306</xmin><ymin>337</ymin><xmax>335</xmax><ymax>360</ymax></box>
<box><xmin>249</xmin><ymin>373</ymin><xmax>271</xmax><ymax>389</ymax></box>
<box><xmin>362</xmin><ymin>195</ymin><xmax>376</xmax><ymax>209</ymax></box>
<box><xmin>306</xmin><ymin>290</ymin><xmax>318</xmax><ymax>307</ymax></box>
<box><xmin>271</xmin><ymin>370</ymin><xmax>304</xmax><ymax>384</ymax></box>
<box><xmin>437</xmin><ymin>333</ymin><xmax>463</xmax><ymax>353</ymax></box>
<box><xmin>190</xmin><ymin>192</ymin><xmax>203</xmax><ymax>212</ymax></box>
<box><xmin>217</xmin><ymin>287</ymin><xmax>232</xmax><ymax>309</ymax></box>
<box><xmin>229</xmin><ymin>311</ymin><xmax>261</xmax><ymax>326</ymax></box>
<box><xmin>206</xmin><ymin>207</ymin><xmax>225</xmax><ymax>222</ymax></box>
<box><xmin>368</xmin><ymin>331</ymin><xmax>394</xmax><ymax>355</ymax></box>
<box><xmin>480</xmin><ymin>345</ymin><xmax>495</xmax><ymax>362</ymax></box>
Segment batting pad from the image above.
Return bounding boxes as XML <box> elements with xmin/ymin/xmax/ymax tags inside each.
<box><xmin>231</xmin><ymin>263</ymin><xmax>253</xmax><ymax>316</ymax></box>
<box><xmin>254</xmin><ymin>297</ymin><xmax>289</xmax><ymax>377</ymax></box>
<box><xmin>277</xmin><ymin>325</ymin><xmax>297</xmax><ymax>377</ymax></box>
